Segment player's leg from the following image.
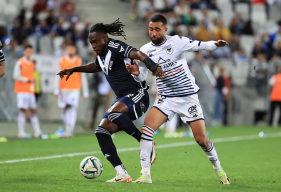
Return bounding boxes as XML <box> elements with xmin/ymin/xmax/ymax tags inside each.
<box><xmin>268</xmin><ymin>101</ymin><xmax>276</xmax><ymax>126</ymax></box>
<box><xmin>17</xmin><ymin>93</ymin><xmax>31</xmax><ymax>138</ymax></box>
<box><xmin>62</xmin><ymin>91</ymin><xmax>79</xmax><ymax>136</ymax></box>
<box><xmin>182</xmin><ymin>94</ymin><xmax>229</xmax><ymax>184</ymax></box>
<box><xmin>133</xmin><ymin>107</ymin><xmax>169</xmax><ymax>183</ymax></box>
<box><xmin>189</xmin><ymin>119</ymin><xmax>230</xmax><ymax>184</ymax></box>
<box><xmin>95</xmin><ymin>117</ymin><xmax>132</xmax><ymax>182</ymax></box>
<box><xmin>28</xmin><ymin>93</ymin><xmax>44</xmax><ymax>138</ymax></box>
<box><xmin>107</xmin><ymin>101</ymin><xmax>142</xmax><ymax>142</ymax></box>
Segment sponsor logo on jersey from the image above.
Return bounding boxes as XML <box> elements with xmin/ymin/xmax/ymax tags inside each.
<box><xmin>156</xmin><ymin>57</ymin><xmax>176</xmax><ymax>68</ymax></box>
<box><xmin>119</xmin><ymin>46</ymin><xmax>124</xmax><ymax>52</ymax></box>
<box><xmin>166</xmin><ymin>46</ymin><xmax>173</xmax><ymax>55</ymax></box>
<box><xmin>149</xmin><ymin>53</ymin><xmax>153</xmax><ymax>57</ymax></box>
<box><xmin>147</xmin><ymin>48</ymin><xmax>156</xmax><ymax>53</ymax></box>
<box><xmin>157</xmin><ymin>57</ymin><xmax>170</xmax><ymax>64</ymax></box>
<box><xmin>109</xmin><ymin>60</ymin><xmax>113</xmax><ymax>70</ymax></box>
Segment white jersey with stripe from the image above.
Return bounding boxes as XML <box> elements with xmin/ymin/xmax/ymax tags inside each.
<box><xmin>137</xmin><ymin>35</ymin><xmax>218</xmax><ymax>97</ymax></box>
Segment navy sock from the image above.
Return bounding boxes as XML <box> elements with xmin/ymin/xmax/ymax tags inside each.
<box><xmin>108</xmin><ymin>111</ymin><xmax>141</xmax><ymax>142</ymax></box>
<box><xmin>95</xmin><ymin>126</ymin><xmax>122</xmax><ymax>167</ymax></box>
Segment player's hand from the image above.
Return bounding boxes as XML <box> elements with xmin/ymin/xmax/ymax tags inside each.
<box><xmin>215</xmin><ymin>40</ymin><xmax>229</xmax><ymax>47</ymax></box>
<box><xmin>152</xmin><ymin>67</ymin><xmax>165</xmax><ymax>78</ymax></box>
<box><xmin>126</xmin><ymin>60</ymin><xmax>140</xmax><ymax>76</ymax></box>
<box><xmin>57</xmin><ymin>68</ymin><xmax>74</xmax><ymax>81</ymax></box>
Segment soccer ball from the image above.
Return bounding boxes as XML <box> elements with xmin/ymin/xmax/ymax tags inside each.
<box><xmin>80</xmin><ymin>156</ymin><xmax>103</xmax><ymax>179</ymax></box>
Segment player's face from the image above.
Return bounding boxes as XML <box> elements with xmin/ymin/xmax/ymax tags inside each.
<box><xmin>66</xmin><ymin>46</ymin><xmax>76</xmax><ymax>57</ymax></box>
<box><xmin>88</xmin><ymin>32</ymin><xmax>108</xmax><ymax>55</ymax></box>
<box><xmin>148</xmin><ymin>21</ymin><xmax>167</xmax><ymax>45</ymax></box>
<box><xmin>24</xmin><ymin>48</ymin><xmax>33</xmax><ymax>58</ymax></box>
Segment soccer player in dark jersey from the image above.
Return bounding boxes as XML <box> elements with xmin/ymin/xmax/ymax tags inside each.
<box><xmin>57</xmin><ymin>19</ymin><xmax>164</xmax><ymax>182</ymax></box>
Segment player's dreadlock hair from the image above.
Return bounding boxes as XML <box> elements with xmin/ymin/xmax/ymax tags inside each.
<box><xmin>89</xmin><ymin>18</ymin><xmax>127</xmax><ymax>40</ymax></box>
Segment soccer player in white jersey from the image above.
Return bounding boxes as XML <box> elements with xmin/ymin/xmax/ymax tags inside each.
<box><xmin>126</xmin><ymin>14</ymin><xmax>230</xmax><ymax>184</ymax></box>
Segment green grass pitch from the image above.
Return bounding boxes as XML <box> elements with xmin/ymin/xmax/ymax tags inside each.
<box><xmin>0</xmin><ymin>125</ymin><xmax>281</xmax><ymax>192</ymax></box>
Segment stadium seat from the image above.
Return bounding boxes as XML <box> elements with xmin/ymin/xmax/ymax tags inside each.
<box><xmin>251</xmin><ymin>4</ymin><xmax>267</xmax><ymax>25</ymax></box>
<box><xmin>137</xmin><ymin>0</ymin><xmax>150</xmax><ymax>19</ymax></box>
<box><xmin>26</xmin><ymin>36</ymin><xmax>37</xmax><ymax>53</ymax></box>
<box><xmin>23</xmin><ymin>0</ymin><xmax>37</xmax><ymax>9</ymax></box>
<box><xmin>8</xmin><ymin>0</ymin><xmax>22</xmax><ymax>7</ymax></box>
<box><xmin>53</xmin><ymin>37</ymin><xmax>64</xmax><ymax>50</ymax></box>
<box><xmin>239</xmin><ymin>35</ymin><xmax>255</xmax><ymax>58</ymax></box>
<box><xmin>193</xmin><ymin>10</ymin><xmax>203</xmax><ymax>22</ymax></box>
<box><xmin>235</xmin><ymin>3</ymin><xmax>249</xmax><ymax>20</ymax></box>
<box><xmin>39</xmin><ymin>36</ymin><xmax>53</xmax><ymax>55</ymax></box>
<box><xmin>208</xmin><ymin>10</ymin><xmax>219</xmax><ymax>21</ymax></box>
<box><xmin>3</xmin><ymin>4</ymin><xmax>17</xmax><ymax>16</ymax></box>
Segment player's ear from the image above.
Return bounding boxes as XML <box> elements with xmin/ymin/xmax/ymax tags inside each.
<box><xmin>104</xmin><ymin>34</ymin><xmax>109</xmax><ymax>43</ymax></box>
<box><xmin>165</xmin><ymin>26</ymin><xmax>168</xmax><ymax>33</ymax></box>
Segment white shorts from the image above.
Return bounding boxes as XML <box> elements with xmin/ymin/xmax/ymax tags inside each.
<box><xmin>17</xmin><ymin>93</ymin><xmax>37</xmax><ymax>109</ymax></box>
<box><xmin>152</xmin><ymin>94</ymin><xmax>204</xmax><ymax>123</ymax></box>
<box><xmin>58</xmin><ymin>91</ymin><xmax>80</xmax><ymax>109</ymax></box>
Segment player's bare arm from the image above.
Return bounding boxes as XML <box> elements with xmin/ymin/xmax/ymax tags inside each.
<box><xmin>0</xmin><ymin>41</ymin><xmax>5</xmax><ymax>78</ymax></box>
<box><xmin>126</xmin><ymin>49</ymin><xmax>165</xmax><ymax>78</ymax></box>
<box><xmin>0</xmin><ymin>61</ymin><xmax>5</xmax><ymax>78</ymax></box>
<box><xmin>57</xmin><ymin>62</ymin><xmax>101</xmax><ymax>81</ymax></box>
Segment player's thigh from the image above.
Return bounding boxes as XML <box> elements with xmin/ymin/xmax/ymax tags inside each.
<box><xmin>17</xmin><ymin>93</ymin><xmax>29</xmax><ymax>110</ymax></box>
<box><xmin>107</xmin><ymin>101</ymin><xmax>129</xmax><ymax>115</ymax></box>
<box><xmin>29</xmin><ymin>94</ymin><xmax>37</xmax><ymax>112</ymax></box>
<box><xmin>99</xmin><ymin>118</ymin><xmax>119</xmax><ymax>134</ymax></box>
<box><xmin>144</xmin><ymin>107</ymin><xmax>168</xmax><ymax>131</ymax></box>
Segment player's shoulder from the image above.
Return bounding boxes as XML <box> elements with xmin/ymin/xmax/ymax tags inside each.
<box><xmin>108</xmin><ymin>38</ymin><xmax>128</xmax><ymax>53</ymax></box>
<box><xmin>170</xmin><ymin>35</ymin><xmax>189</xmax><ymax>42</ymax></box>
<box><xmin>140</xmin><ymin>42</ymin><xmax>152</xmax><ymax>52</ymax></box>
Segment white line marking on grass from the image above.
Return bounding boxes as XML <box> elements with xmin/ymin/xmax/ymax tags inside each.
<box><xmin>1</xmin><ymin>132</ymin><xmax>281</xmax><ymax>164</ymax></box>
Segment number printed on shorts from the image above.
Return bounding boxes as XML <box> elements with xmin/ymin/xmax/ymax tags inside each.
<box><xmin>156</xmin><ymin>95</ymin><xmax>166</xmax><ymax>105</ymax></box>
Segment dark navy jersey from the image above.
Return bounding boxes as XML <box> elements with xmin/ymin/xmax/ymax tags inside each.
<box><xmin>95</xmin><ymin>38</ymin><xmax>148</xmax><ymax>98</ymax></box>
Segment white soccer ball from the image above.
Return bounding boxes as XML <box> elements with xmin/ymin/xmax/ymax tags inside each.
<box><xmin>80</xmin><ymin>156</ymin><xmax>103</xmax><ymax>179</ymax></box>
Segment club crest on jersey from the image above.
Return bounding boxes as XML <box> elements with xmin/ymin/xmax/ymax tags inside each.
<box><xmin>109</xmin><ymin>61</ymin><xmax>113</xmax><ymax>70</ymax></box>
<box><xmin>166</xmin><ymin>46</ymin><xmax>173</xmax><ymax>55</ymax></box>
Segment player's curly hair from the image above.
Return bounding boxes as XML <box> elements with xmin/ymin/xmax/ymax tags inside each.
<box><xmin>90</xmin><ymin>18</ymin><xmax>127</xmax><ymax>40</ymax></box>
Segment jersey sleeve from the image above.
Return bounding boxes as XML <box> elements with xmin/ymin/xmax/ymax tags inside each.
<box><xmin>13</xmin><ymin>60</ymin><xmax>29</xmax><ymax>82</ymax></box>
<box><xmin>134</xmin><ymin>45</ymin><xmax>149</xmax><ymax>82</ymax></box>
<box><xmin>117</xmin><ymin>41</ymin><xmax>135</xmax><ymax>58</ymax></box>
<box><xmin>176</xmin><ymin>35</ymin><xmax>218</xmax><ymax>52</ymax></box>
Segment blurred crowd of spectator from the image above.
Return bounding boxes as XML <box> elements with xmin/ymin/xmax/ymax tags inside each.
<box><xmin>0</xmin><ymin>0</ymin><xmax>91</xmax><ymax>58</ymax></box>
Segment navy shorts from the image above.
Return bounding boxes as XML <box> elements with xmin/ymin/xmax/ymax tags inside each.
<box><xmin>103</xmin><ymin>88</ymin><xmax>149</xmax><ymax>121</ymax></box>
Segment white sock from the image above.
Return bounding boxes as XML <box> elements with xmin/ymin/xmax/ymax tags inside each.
<box><xmin>140</xmin><ymin>126</ymin><xmax>154</xmax><ymax>173</ymax></box>
<box><xmin>115</xmin><ymin>164</ymin><xmax>128</xmax><ymax>176</ymax></box>
<box><xmin>30</xmin><ymin>114</ymin><xmax>41</xmax><ymax>134</ymax></box>
<box><xmin>65</xmin><ymin>108</ymin><xmax>72</xmax><ymax>134</ymax></box>
<box><xmin>61</xmin><ymin>110</ymin><xmax>66</xmax><ymax>126</ymax></box>
<box><xmin>69</xmin><ymin>107</ymin><xmax>77</xmax><ymax>133</ymax></box>
<box><xmin>202</xmin><ymin>139</ymin><xmax>221</xmax><ymax>169</ymax></box>
<box><xmin>18</xmin><ymin>112</ymin><xmax>26</xmax><ymax>135</ymax></box>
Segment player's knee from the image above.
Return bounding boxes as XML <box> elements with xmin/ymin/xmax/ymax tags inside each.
<box><xmin>195</xmin><ymin>136</ymin><xmax>209</xmax><ymax>147</ymax></box>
